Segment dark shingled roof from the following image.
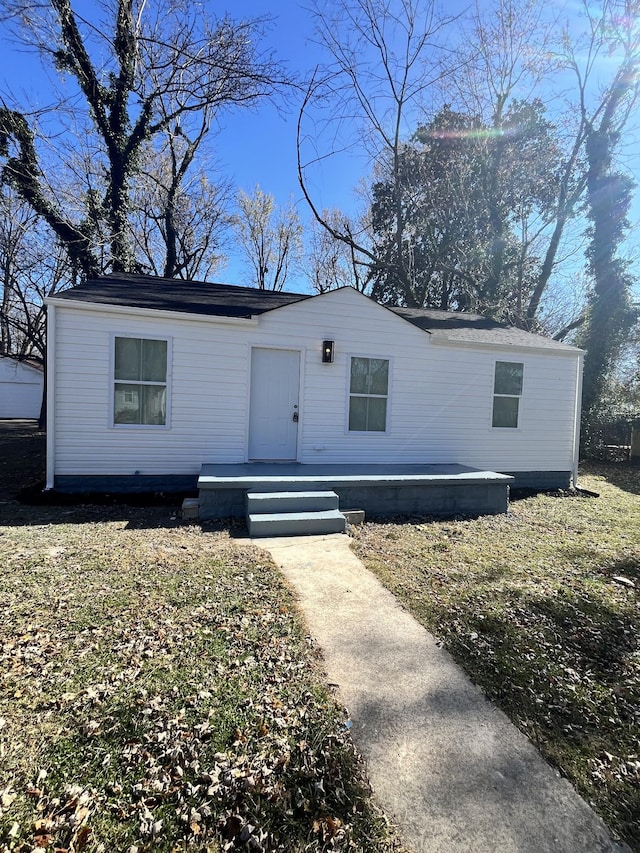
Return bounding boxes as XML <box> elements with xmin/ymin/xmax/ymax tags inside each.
<box><xmin>54</xmin><ymin>273</ymin><xmax>310</xmax><ymax>317</ymax></box>
<box><xmin>388</xmin><ymin>306</ymin><xmax>578</xmax><ymax>351</ymax></box>
<box><xmin>53</xmin><ymin>274</ymin><xmax>579</xmax><ymax>352</ymax></box>
<box><xmin>389</xmin><ymin>306</ymin><xmax>498</xmax><ymax>331</ymax></box>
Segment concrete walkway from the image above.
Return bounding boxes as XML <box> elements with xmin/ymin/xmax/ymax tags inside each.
<box><xmin>254</xmin><ymin>533</ymin><xmax>629</xmax><ymax>853</ymax></box>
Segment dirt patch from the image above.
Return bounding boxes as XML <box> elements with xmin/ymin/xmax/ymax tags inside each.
<box><xmin>0</xmin><ymin>420</ymin><xmax>45</xmax><ymax>498</ymax></box>
<box><xmin>0</xmin><ymin>421</ymin><xmax>199</xmax><ymax>509</ymax></box>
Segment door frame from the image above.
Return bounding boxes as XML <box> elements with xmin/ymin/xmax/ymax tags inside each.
<box><xmin>245</xmin><ymin>344</ymin><xmax>304</xmax><ymax>462</ymax></box>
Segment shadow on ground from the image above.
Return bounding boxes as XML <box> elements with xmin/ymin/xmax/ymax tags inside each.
<box><xmin>0</xmin><ymin>419</ymin><xmax>45</xmax><ymax>498</ymax></box>
<box><xmin>0</xmin><ymin>420</ymin><xmax>203</xmax><ymax>528</ymax></box>
<box><xmin>0</xmin><ymin>499</ymin><xmax>187</xmax><ymax>530</ymax></box>
<box><xmin>581</xmin><ymin>459</ymin><xmax>640</xmax><ymax>496</ymax></box>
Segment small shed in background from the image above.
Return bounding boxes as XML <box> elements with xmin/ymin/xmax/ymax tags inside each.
<box><xmin>0</xmin><ymin>356</ymin><xmax>44</xmax><ymax>419</ymax></box>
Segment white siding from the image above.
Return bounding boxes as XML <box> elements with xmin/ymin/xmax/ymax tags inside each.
<box><xmin>51</xmin><ymin>287</ymin><xmax>581</xmax><ymax>477</ymax></box>
<box><xmin>0</xmin><ymin>358</ymin><xmax>44</xmax><ymax>419</ymax></box>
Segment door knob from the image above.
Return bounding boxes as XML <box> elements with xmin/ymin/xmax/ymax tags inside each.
<box><xmin>292</xmin><ymin>411</ymin><xmax>299</xmax><ymax>422</ymax></box>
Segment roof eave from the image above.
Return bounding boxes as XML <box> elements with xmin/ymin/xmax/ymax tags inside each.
<box><xmin>45</xmin><ymin>296</ymin><xmax>260</xmax><ymax>327</ymax></box>
<box><xmin>429</xmin><ymin>333</ymin><xmax>585</xmax><ymax>356</ymax></box>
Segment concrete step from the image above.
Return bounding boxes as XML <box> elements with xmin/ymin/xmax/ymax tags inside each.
<box><xmin>247</xmin><ymin>490</ymin><xmax>339</xmax><ymax>514</ymax></box>
<box><xmin>248</xmin><ymin>509</ymin><xmax>347</xmax><ymax>538</ymax></box>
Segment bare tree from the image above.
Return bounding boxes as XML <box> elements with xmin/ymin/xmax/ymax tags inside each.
<box><xmin>300</xmin><ymin>0</ymin><xmax>640</xmax><ymax>343</ymax></box>
<box><xmin>0</xmin><ymin>186</ymin><xmax>72</xmax><ymax>362</ymax></box>
<box><xmin>297</xmin><ymin>0</ymin><xmax>453</xmax><ymax>305</ymax></box>
<box><xmin>234</xmin><ymin>186</ymin><xmax>303</xmax><ymax>291</ymax></box>
<box><xmin>305</xmin><ymin>208</ymin><xmax>371</xmax><ymax>293</ymax></box>
<box><xmin>443</xmin><ymin>0</ymin><xmax>568</xmax><ymax>323</ymax></box>
<box><xmin>129</xmin><ymin>131</ymin><xmax>232</xmax><ymax>281</ymax></box>
<box><xmin>433</xmin><ymin>0</ymin><xmax>640</xmax><ymax>337</ymax></box>
<box><xmin>0</xmin><ymin>0</ymin><xmax>288</xmax><ymax>277</ymax></box>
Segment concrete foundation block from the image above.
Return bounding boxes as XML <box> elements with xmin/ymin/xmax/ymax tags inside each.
<box><xmin>343</xmin><ymin>509</ymin><xmax>365</xmax><ymax>526</ymax></box>
<box><xmin>181</xmin><ymin>497</ymin><xmax>200</xmax><ymax>520</ymax></box>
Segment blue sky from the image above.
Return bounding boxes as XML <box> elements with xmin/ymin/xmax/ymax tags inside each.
<box><xmin>0</xmin><ymin>0</ymin><xmax>639</xmax><ymax>296</ymax></box>
<box><xmin>216</xmin><ymin>0</ymin><xmax>382</xmax><ymax>278</ymax></box>
<box><xmin>217</xmin><ymin>1</ymin><xmax>340</xmax><ymax>213</ymax></box>
<box><xmin>0</xmin><ymin>0</ymin><xmax>362</xmax><ymax>288</ymax></box>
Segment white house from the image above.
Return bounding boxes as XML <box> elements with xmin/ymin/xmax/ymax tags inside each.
<box><xmin>0</xmin><ymin>356</ymin><xmax>44</xmax><ymax>419</ymax></box>
<box><xmin>45</xmin><ymin>274</ymin><xmax>584</xmax><ymax>519</ymax></box>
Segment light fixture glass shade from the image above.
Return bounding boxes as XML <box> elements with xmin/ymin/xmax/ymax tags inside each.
<box><xmin>322</xmin><ymin>340</ymin><xmax>334</xmax><ymax>363</ymax></box>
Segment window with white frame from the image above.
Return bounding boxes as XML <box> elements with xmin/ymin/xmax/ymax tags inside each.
<box><xmin>348</xmin><ymin>356</ymin><xmax>389</xmax><ymax>432</ymax></box>
<box><xmin>492</xmin><ymin>361</ymin><xmax>523</xmax><ymax>428</ymax></box>
<box><xmin>113</xmin><ymin>337</ymin><xmax>168</xmax><ymax>426</ymax></box>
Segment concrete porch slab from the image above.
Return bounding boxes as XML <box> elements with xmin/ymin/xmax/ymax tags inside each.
<box><xmin>198</xmin><ymin>463</ymin><xmax>513</xmax><ymax>521</ymax></box>
<box><xmin>199</xmin><ymin>461</ymin><xmax>513</xmax><ymax>487</ymax></box>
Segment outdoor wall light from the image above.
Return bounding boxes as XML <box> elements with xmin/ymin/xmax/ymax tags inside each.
<box><xmin>322</xmin><ymin>340</ymin><xmax>335</xmax><ymax>363</ymax></box>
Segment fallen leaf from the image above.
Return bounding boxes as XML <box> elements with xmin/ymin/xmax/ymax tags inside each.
<box><xmin>75</xmin><ymin>825</ymin><xmax>92</xmax><ymax>851</ymax></box>
<box><xmin>34</xmin><ymin>818</ymin><xmax>54</xmax><ymax>847</ymax></box>
<box><xmin>612</xmin><ymin>575</ymin><xmax>636</xmax><ymax>589</ymax></box>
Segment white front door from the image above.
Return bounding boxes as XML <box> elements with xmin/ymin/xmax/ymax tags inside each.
<box><xmin>248</xmin><ymin>348</ymin><xmax>300</xmax><ymax>460</ymax></box>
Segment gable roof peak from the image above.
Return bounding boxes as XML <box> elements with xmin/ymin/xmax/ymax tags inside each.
<box><xmin>50</xmin><ymin>274</ymin><xmax>580</xmax><ymax>352</ymax></box>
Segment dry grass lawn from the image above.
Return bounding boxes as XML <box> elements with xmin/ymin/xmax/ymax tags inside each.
<box><xmin>352</xmin><ymin>463</ymin><xmax>640</xmax><ymax>851</ymax></box>
<box><xmin>2</xmin><ymin>422</ymin><xmax>638</xmax><ymax>850</ymax></box>
<box><xmin>0</xmin><ymin>423</ymin><xmax>404</xmax><ymax>853</ymax></box>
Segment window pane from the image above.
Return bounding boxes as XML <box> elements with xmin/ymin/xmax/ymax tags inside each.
<box><xmin>349</xmin><ymin>357</ymin><xmax>389</xmax><ymax>431</ymax></box>
<box><xmin>141</xmin><ymin>385</ymin><xmax>167</xmax><ymax>425</ymax></box>
<box><xmin>114</xmin><ymin>384</ymin><xmax>141</xmax><ymax>423</ymax></box>
<box><xmin>349</xmin><ymin>396</ymin><xmax>387</xmax><ymax>431</ymax></box>
<box><xmin>349</xmin><ymin>396</ymin><xmax>368</xmax><ymax>431</ymax></box>
<box><xmin>142</xmin><ymin>339</ymin><xmax>167</xmax><ymax>382</ymax></box>
<box><xmin>369</xmin><ymin>359</ymin><xmax>389</xmax><ymax>395</ymax></box>
<box><xmin>114</xmin><ymin>384</ymin><xmax>166</xmax><ymax>424</ymax></box>
<box><xmin>494</xmin><ymin>361</ymin><xmax>523</xmax><ymax>396</ymax></box>
<box><xmin>350</xmin><ymin>358</ymin><xmax>370</xmax><ymax>394</ymax></box>
<box><xmin>492</xmin><ymin>396</ymin><xmax>519</xmax><ymax>428</ymax></box>
<box><xmin>350</xmin><ymin>356</ymin><xmax>389</xmax><ymax>395</ymax></box>
<box><xmin>115</xmin><ymin>337</ymin><xmax>141</xmax><ymax>381</ymax></box>
<box><xmin>366</xmin><ymin>397</ymin><xmax>387</xmax><ymax>431</ymax></box>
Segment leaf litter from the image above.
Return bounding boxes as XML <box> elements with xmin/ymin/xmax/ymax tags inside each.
<box><xmin>0</xmin><ymin>504</ymin><xmax>407</xmax><ymax>853</ymax></box>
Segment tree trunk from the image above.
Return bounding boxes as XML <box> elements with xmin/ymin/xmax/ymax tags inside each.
<box><xmin>580</xmin><ymin>127</ymin><xmax>635</xmax><ymax>448</ymax></box>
